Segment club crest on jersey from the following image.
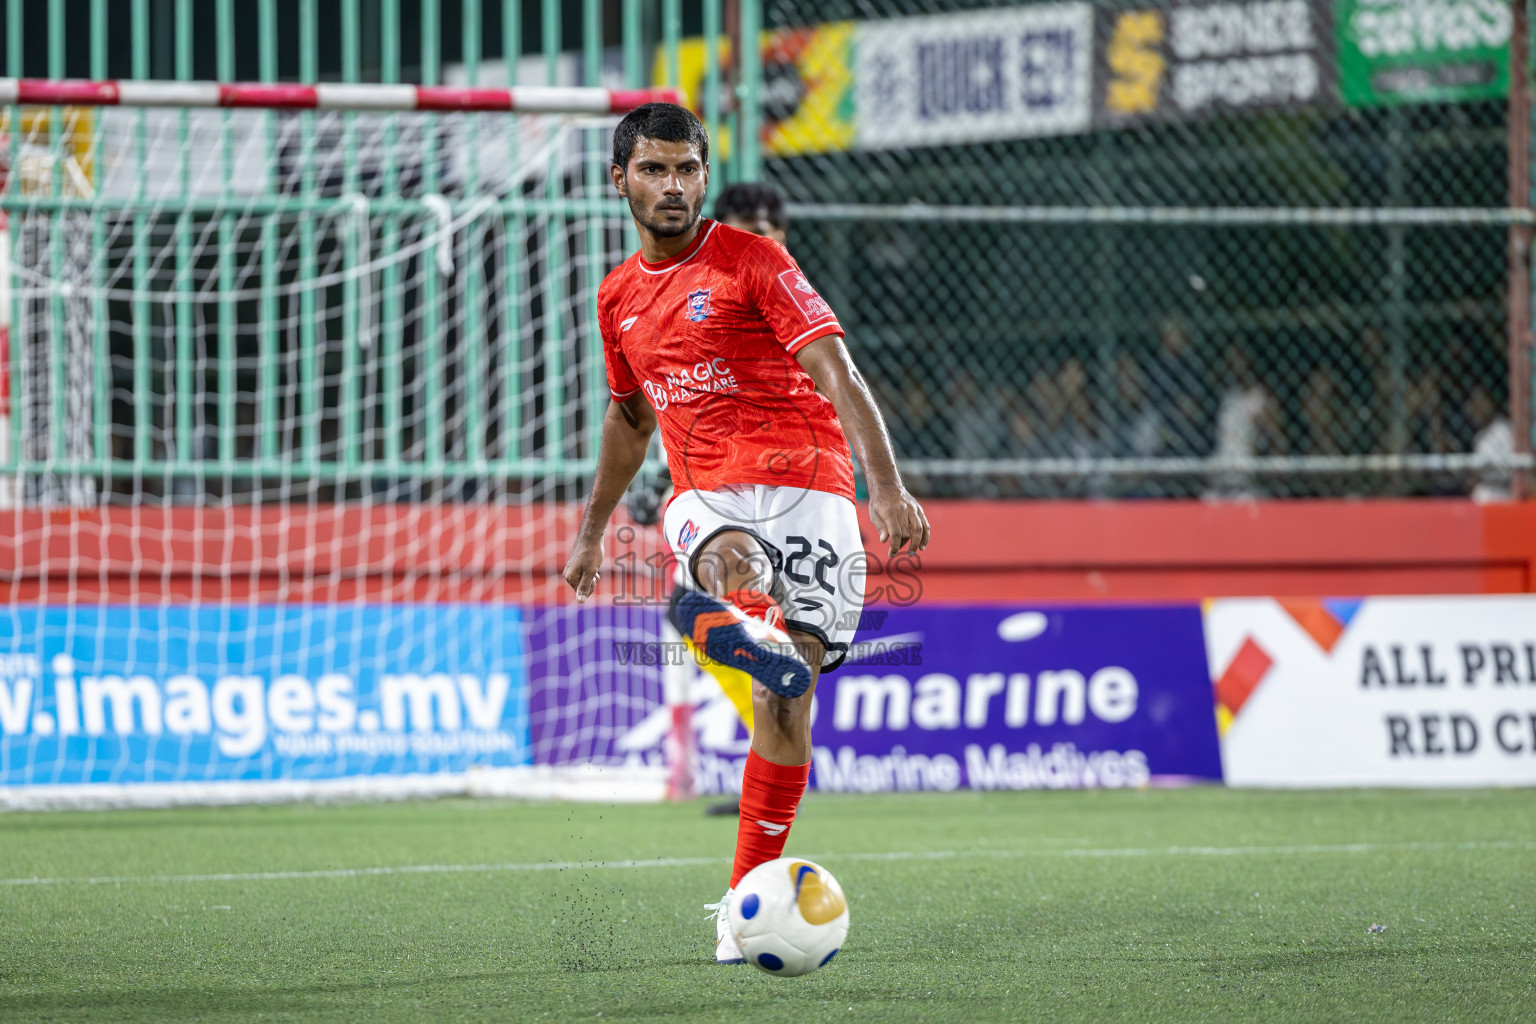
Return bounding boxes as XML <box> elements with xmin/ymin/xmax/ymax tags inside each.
<box><xmin>685</xmin><ymin>289</ymin><xmax>712</xmax><ymax>322</ymax></box>
<box><xmin>678</xmin><ymin>519</ymin><xmax>700</xmax><ymax>550</ymax></box>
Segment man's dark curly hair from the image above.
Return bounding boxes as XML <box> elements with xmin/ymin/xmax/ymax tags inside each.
<box><xmin>713</xmin><ymin>182</ymin><xmax>787</xmax><ymax>231</ymax></box>
<box><xmin>611</xmin><ymin>102</ymin><xmax>710</xmax><ymax>172</ymax></box>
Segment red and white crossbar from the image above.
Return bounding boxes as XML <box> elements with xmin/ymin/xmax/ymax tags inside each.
<box><xmin>0</xmin><ymin>78</ymin><xmax>682</xmax><ymax>114</ymax></box>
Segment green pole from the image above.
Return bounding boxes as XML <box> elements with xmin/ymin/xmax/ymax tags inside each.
<box><xmin>132</xmin><ymin>0</ymin><xmax>150</xmax><ymax>470</ymax></box>
<box><xmin>48</xmin><ymin>0</ymin><xmax>66</xmax><ymax>467</ymax></box>
<box><xmin>91</xmin><ymin>0</ymin><xmax>110</xmax><ymax>471</ymax></box>
<box><xmin>542</xmin><ymin>0</ymin><xmax>565</xmax><ymax>464</ymax></box>
<box><xmin>175</xmin><ymin>0</ymin><xmax>194</xmax><ymax>472</ymax></box>
<box><xmin>258</xmin><ymin>0</ymin><xmax>279</xmax><ymax>461</ymax></box>
<box><xmin>217</xmin><ymin>0</ymin><xmax>236</xmax><ymax>469</ymax></box>
<box><xmin>703</xmin><ymin>0</ymin><xmax>722</xmax><ymax>206</ymax></box>
<box><xmin>621</xmin><ymin>0</ymin><xmax>643</xmax><ymax>256</ymax></box>
<box><xmin>664</xmin><ymin>0</ymin><xmax>681</xmax><ymax>89</ymax></box>
<box><xmin>422</xmin><ymin>0</ymin><xmax>444</xmax><ymax>471</ymax></box>
<box><xmin>381</xmin><ymin>0</ymin><xmax>402</xmax><ymax>466</ymax></box>
<box><xmin>502</xmin><ymin>0</ymin><xmax>524</xmax><ymax>461</ymax></box>
<box><xmin>4</xmin><ymin>0</ymin><xmax>18</xmax><ymax>472</ymax></box>
<box><xmin>584</xmin><ymin>0</ymin><xmax>605</xmax><ymax>463</ymax></box>
<box><xmin>299</xmin><ymin>0</ymin><xmax>319</xmax><ymax>466</ymax></box>
<box><xmin>739</xmin><ymin>0</ymin><xmax>762</xmax><ymax>182</ymax></box>
<box><xmin>461</xmin><ymin>0</ymin><xmax>486</xmax><ymax>465</ymax></box>
<box><xmin>342</xmin><ymin>0</ymin><xmax>362</xmax><ymax>478</ymax></box>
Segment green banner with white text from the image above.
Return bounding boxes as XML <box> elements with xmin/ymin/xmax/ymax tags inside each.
<box><xmin>1337</xmin><ymin>0</ymin><xmax>1511</xmax><ymax>107</ymax></box>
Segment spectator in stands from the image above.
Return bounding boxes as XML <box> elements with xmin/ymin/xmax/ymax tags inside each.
<box><xmin>1145</xmin><ymin>315</ymin><xmax>1209</xmax><ymax>459</ymax></box>
<box><xmin>1359</xmin><ymin>326</ymin><xmax>1410</xmax><ymax>456</ymax></box>
<box><xmin>1466</xmin><ymin>384</ymin><xmax>1513</xmax><ymax>502</ymax></box>
<box><xmin>1050</xmin><ymin>356</ymin><xmax>1096</xmax><ymax>460</ymax></box>
<box><xmin>1110</xmin><ymin>350</ymin><xmax>1163</xmax><ymax>459</ymax></box>
<box><xmin>949</xmin><ymin>366</ymin><xmax>1010</xmax><ymax>461</ymax></box>
<box><xmin>1300</xmin><ymin>365</ymin><xmax>1344</xmax><ymax>456</ymax></box>
<box><xmin>1207</xmin><ymin>343</ymin><xmax>1285</xmax><ymax>499</ymax></box>
<box><xmin>1406</xmin><ymin>369</ymin><xmax>1449</xmax><ymax>456</ymax></box>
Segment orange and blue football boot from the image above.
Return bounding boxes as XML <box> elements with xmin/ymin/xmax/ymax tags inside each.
<box><xmin>668</xmin><ymin>587</ymin><xmax>813</xmax><ymax>699</ymax></box>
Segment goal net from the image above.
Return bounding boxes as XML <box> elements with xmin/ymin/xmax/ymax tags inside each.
<box><xmin>0</xmin><ymin>81</ymin><xmax>693</xmax><ymax>807</ymax></box>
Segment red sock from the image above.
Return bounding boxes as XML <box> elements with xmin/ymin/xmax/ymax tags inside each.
<box><xmin>724</xmin><ymin>588</ymin><xmax>785</xmax><ymax>631</ymax></box>
<box><xmin>731</xmin><ymin>750</ymin><xmax>810</xmax><ymax>887</ymax></box>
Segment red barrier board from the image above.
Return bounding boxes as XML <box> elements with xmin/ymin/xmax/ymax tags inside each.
<box><xmin>4</xmin><ymin>500</ymin><xmax>1534</xmax><ymax>604</ymax></box>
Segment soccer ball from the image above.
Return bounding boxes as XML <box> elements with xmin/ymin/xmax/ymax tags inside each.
<box><xmin>729</xmin><ymin>857</ymin><xmax>850</xmax><ymax>976</ymax></box>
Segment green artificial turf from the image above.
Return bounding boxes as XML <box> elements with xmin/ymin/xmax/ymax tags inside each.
<box><xmin>2</xmin><ymin>787</ymin><xmax>1533</xmax><ymax>1023</ymax></box>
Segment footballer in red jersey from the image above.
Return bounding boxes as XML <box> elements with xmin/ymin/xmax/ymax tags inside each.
<box><xmin>562</xmin><ymin>103</ymin><xmax>929</xmax><ymax>965</ymax></box>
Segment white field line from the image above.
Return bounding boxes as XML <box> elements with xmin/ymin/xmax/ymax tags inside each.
<box><xmin>4</xmin><ymin>839</ymin><xmax>1532</xmax><ymax>889</ymax></box>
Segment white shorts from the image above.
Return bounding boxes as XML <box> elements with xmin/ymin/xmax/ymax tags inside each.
<box><xmin>663</xmin><ymin>484</ymin><xmax>865</xmax><ymax>672</ymax></box>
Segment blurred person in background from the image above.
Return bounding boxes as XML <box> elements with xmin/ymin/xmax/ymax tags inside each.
<box><xmin>1207</xmin><ymin>343</ymin><xmax>1286</xmax><ymax>499</ymax></box>
<box><xmin>1300</xmin><ymin>364</ymin><xmax>1345</xmax><ymax>456</ymax></box>
<box><xmin>1465</xmin><ymin>384</ymin><xmax>1512</xmax><ymax>502</ymax></box>
<box><xmin>1053</xmin><ymin>356</ymin><xmax>1097</xmax><ymax>462</ymax></box>
<box><xmin>1111</xmin><ymin>350</ymin><xmax>1163</xmax><ymax>460</ymax></box>
<box><xmin>1145</xmin><ymin>315</ymin><xmax>1210</xmax><ymax>460</ymax></box>
<box><xmin>713</xmin><ymin>181</ymin><xmax>788</xmax><ymax>244</ymax></box>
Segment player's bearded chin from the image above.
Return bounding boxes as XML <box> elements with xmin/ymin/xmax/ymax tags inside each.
<box><xmin>631</xmin><ymin>187</ymin><xmax>702</xmax><ymax>238</ymax></box>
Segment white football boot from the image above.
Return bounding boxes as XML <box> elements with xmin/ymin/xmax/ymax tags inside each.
<box><xmin>704</xmin><ymin>889</ymin><xmax>744</xmax><ymax>965</ymax></box>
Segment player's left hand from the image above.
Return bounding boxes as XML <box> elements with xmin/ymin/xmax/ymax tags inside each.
<box><xmin>868</xmin><ymin>486</ymin><xmax>930</xmax><ymax>556</ymax></box>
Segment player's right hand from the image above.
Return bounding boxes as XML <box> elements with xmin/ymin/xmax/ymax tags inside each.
<box><xmin>562</xmin><ymin>540</ymin><xmax>605</xmax><ymax>602</ymax></box>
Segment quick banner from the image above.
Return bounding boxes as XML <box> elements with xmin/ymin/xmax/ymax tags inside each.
<box><xmin>0</xmin><ymin>604</ymin><xmax>529</xmax><ymax>788</ymax></box>
<box><xmin>1207</xmin><ymin>596</ymin><xmax>1536</xmax><ymax>786</ymax></box>
<box><xmin>657</xmin><ymin>604</ymin><xmax>1223</xmax><ymax>795</ymax></box>
<box><xmin>855</xmin><ymin>4</ymin><xmax>1096</xmax><ymax>149</ymax></box>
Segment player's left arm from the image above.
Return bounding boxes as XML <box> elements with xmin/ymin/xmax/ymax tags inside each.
<box><xmin>795</xmin><ymin>335</ymin><xmax>930</xmax><ymax>556</ymax></box>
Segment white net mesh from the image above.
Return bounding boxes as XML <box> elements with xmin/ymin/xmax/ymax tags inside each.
<box><xmin>0</xmin><ymin>105</ymin><xmax>674</xmax><ymax>801</ymax></box>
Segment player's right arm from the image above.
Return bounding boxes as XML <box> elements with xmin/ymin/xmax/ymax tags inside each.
<box><xmin>564</xmin><ymin>282</ymin><xmax>656</xmax><ymax>601</ymax></box>
<box><xmin>563</xmin><ymin>392</ymin><xmax>657</xmax><ymax>602</ymax></box>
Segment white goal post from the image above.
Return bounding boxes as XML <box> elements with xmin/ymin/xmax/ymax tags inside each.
<box><xmin>0</xmin><ymin>78</ymin><xmax>717</xmax><ymax>810</ymax></box>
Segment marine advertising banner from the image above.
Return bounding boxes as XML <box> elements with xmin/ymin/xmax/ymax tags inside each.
<box><xmin>0</xmin><ymin>604</ymin><xmax>529</xmax><ymax>789</ymax></box>
<box><xmin>1207</xmin><ymin>596</ymin><xmax>1536</xmax><ymax>787</ymax></box>
<box><xmin>1095</xmin><ymin>0</ymin><xmax>1334</xmax><ymax>127</ymax></box>
<box><xmin>1336</xmin><ymin>0</ymin><xmax>1510</xmax><ymax>107</ymax></box>
<box><xmin>668</xmin><ymin>604</ymin><xmax>1222</xmax><ymax>795</ymax></box>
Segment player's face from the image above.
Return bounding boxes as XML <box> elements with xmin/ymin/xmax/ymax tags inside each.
<box><xmin>614</xmin><ymin>138</ymin><xmax>708</xmax><ymax>239</ymax></box>
<box><xmin>721</xmin><ymin>213</ymin><xmax>787</xmax><ymax>246</ymax></box>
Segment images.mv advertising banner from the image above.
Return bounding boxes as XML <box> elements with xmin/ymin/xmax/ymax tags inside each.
<box><xmin>1208</xmin><ymin>595</ymin><xmax>1536</xmax><ymax>786</ymax></box>
<box><xmin>0</xmin><ymin>604</ymin><xmax>530</xmax><ymax>788</ymax></box>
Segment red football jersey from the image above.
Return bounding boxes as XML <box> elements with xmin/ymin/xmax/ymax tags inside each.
<box><xmin>598</xmin><ymin>220</ymin><xmax>855</xmax><ymax>501</ymax></box>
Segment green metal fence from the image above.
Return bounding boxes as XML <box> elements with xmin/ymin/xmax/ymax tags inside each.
<box><xmin>0</xmin><ymin>0</ymin><xmax>727</xmax><ymax>503</ymax></box>
<box><xmin>1</xmin><ymin>0</ymin><xmax>1534</xmax><ymax>503</ymax></box>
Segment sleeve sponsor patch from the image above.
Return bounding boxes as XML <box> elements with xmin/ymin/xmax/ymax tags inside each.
<box><xmin>777</xmin><ymin>268</ymin><xmax>836</xmax><ymax>324</ymax></box>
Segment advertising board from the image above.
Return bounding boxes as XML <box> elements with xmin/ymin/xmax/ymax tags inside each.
<box><xmin>1096</xmin><ymin>0</ymin><xmax>1334</xmax><ymax>125</ymax></box>
<box><xmin>1337</xmin><ymin>0</ymin><xmax>1510</xmax><ymax>107</ymax></box>
<box><xmin>649</xmin><ymin>603</ymin><xmax>1223</xmax><ymax>794</ymax></box>
<box><xmin>856</xmin><ymin>5</ymin><xmax>1096</xmax><ymax>149</ymax></box>
<box><xmin>1207</xmin><ymin>596</ymin><xmax>1536</xmax><ymax>786</ymax></box>
<box><xmin>0</xmin><ymin>604</ymin><xmax>529</xmax><ymax>789</ymax></box>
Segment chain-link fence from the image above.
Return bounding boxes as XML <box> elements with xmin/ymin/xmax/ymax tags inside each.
<box><xmin>756</xmin><ymin>0</ymin><xmax>1532</xmax><ymax>498</ymax></box>
<box><xmin>1</xmin><ymin>0</ymin><xmax>1532</xmax><ymax>504</ymax></box>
